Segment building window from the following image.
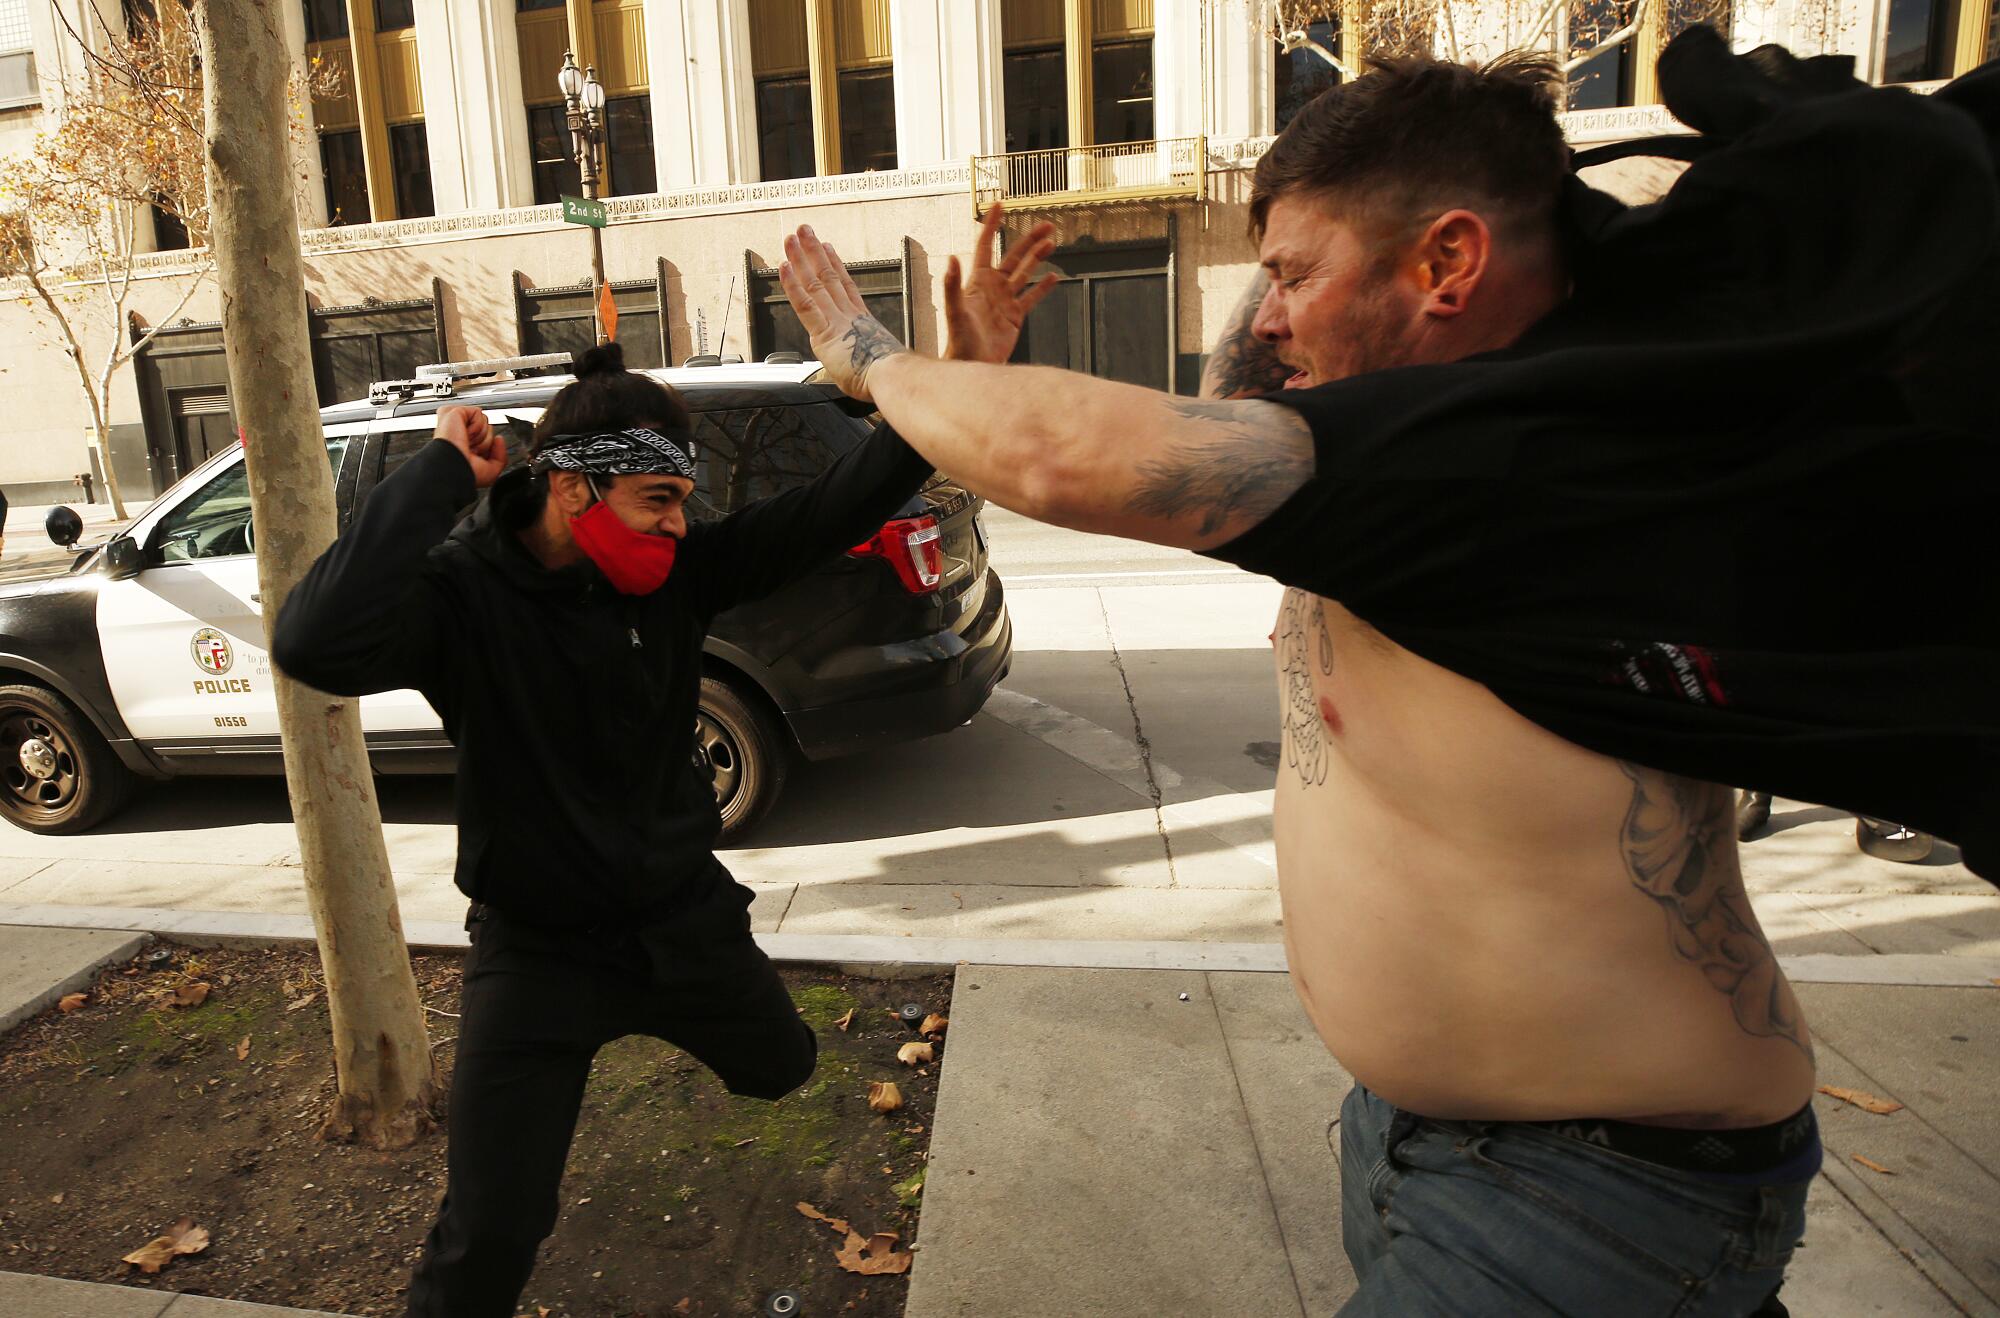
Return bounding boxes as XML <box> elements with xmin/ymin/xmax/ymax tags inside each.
<box><xmin>757</xmin><ymin>76</ymin><xmax>815</xmax><ymax>181</ymax></box>
<box><xmin>0</xmin><ymin>0</ymin><xmax>36</xmax><ymax>109</ymax></box>
<box><xmin>837</xmin><ymin>66</ymin><xmax>896</xmax><ymax>171</ymax></box>
<box><xmin>310</xmin><ymin>299</ymin><xmax>441</xmax><ymax>406</ymax></box>
<box><xmin>1091</xmin><ymin>38</ymin><xmax>1153</xmax><ymax>144</ymax></box>
<box><xmin>1274</xmin><ymin>22</ymin><xmax>1340</xmax><ymax>134</ymax></box>
<box><xmin>519</xmin><ymin>280</ymin><xmax>664</xmax><ymax>368</ymax></box>
<box><xmin>751</xmin><ymin>256</ymin><xmax>905</xmax><ymax>360</ymax></box>
<box><xmin>302</xmin><ymin>0</ymin><xmax>346</xmax><ymax>43</ymax></box>
<box><xmin>1003</xmin><ymin>46</ymin><xmax>1067</xmax><ymax>152</ymax></box>
<box><xmin>1882</xmin><ymin>0</ymin><xmax>1956</xmax><ymax>81</ymax></box>
<box><xmin>151</xmin><ymin>203</ymin><xmax>191</xmax><ymax>252</ymax></box>
<box><xmin>515</xmin><ymin>0</ymin><xmax>563</xmax><ymax>10</ymax></box>
<box><xmin>603</xmin><ymin>95</ymin><xmax>656</xmax><ymax>196</ymax></box>
<box><xmin>320</xmin><ymin>130</ymin><xmax>370</xmax><ymax>225</ymax></box>
<box><xmin>1567</xmin><ymin>40</ymin><xmax>1633</xmax><ymax>108</ymax></box>
<box><xmin>389</xmin><ymin>122</ymin><xmax>434</xmax><ymax>219</ymax></box>
<box><xmin>528</xmin><ymin>104</ymin><xmax>583</xmax><ymax>204</ymax></box>
<box><xmin>374</xmin><ymin>0</ymin><xmax>413</xmax><ymax>31</ymax></box>
<box><xmin>1012</xmin><ymin>244</ymin><xmax>1170</xmax><ymax>391</ymax></box>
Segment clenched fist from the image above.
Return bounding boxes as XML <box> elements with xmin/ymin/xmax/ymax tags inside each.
<box><xmin>434</xmin><ymin>406</ymin><xmax>505</xmax><ymax>488</ymax></box>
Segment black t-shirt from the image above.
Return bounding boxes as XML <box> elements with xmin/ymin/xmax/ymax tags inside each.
<box><xmin>1204</xmin><ymin>33</ymin><xmax>2000</xmax><ymax>880</ymax></box>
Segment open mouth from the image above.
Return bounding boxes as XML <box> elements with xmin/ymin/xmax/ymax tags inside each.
<box><xmin>1283</xmin><ymin>369</ymin><xmax>1312</xmax><ymax>390</ymax></box>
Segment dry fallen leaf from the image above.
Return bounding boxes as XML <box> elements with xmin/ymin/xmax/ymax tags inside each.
<box><xmin>1852</xmin><ymin>1154</ymin><xmax>1895</xmax><ymax>1175</ymax></box>
<box><xmin>835</xmin><ymin>1229</ymin><xmax>913</xmax><ymax>1276</ymax></box>
<box><xmin>920</xmin><ymin>1013</ymin><xmax>948</xmax><ymax>1037</ymax></box>
<box><xmin>286</xmin><ymin>993</ymin><xmax>317</xmax><ymax>1012</ymax></box>
<box><xmin>835</xmin><ymin>1008</ymin><xmax>855</xmax><ymax>1032</ymax></box>
<box><xmin>868</xmin><ymin>1081</ymin><xmax>903</xmax><ymax>1114</ymax></box>
<box><xmin>1818</xmin><ymin>1085</ymin><xmax>1904</xmax><ymax>1116</ymax></box>
<box><xmin>896</xmin><ymin>1042</ymin><xmax>934</xmax><ymax>1067</ymax></box>
<box><xmin>121</xmin><ymin>1217</ymin><xmax>210</xmax><ymax>1273</ymax></box>
<box><xmin>673</xmin><ymin>1302</ymin><xmax>692</xmax><ymax>1316</ymax></box>
<box><xmin>235</xmin><ymin>1036</ymin><xmax>251</xmax><ymax>1062</ymax></box>
<box><xmin>796</xmin><ymin>1201</ymin><xmax>853</xmax><ymax>1236</ymax></box>
<box><xmin>49</xmin><ymin>1192</ymin><xmax>63</xmax><ymax>1204</ymax></box>
<box><xmin>57</xmin><ymin>992</ymin><xmax>88</xmax><ymax>1013</ymax></box>
<box><xmin>171</xmin><ymin>982</ymin><xmax>211</xmax><ymax>1008</ymax></box>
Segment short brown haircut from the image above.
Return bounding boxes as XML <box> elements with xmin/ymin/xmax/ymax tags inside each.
<box><xmin>1249</xmin><ymin>52</ymin><xmax>1568</xmax><ymax>243</ymax></box>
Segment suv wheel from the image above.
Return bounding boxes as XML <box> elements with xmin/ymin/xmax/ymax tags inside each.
<box><xmin>697</xmin><ymin>675</ymin><xmax>789</xmax><ymax>842</ymax></box>
<box><xmin>0</xmin><ymin>684</ymin><xmax>135</xmax><ymax>834</ymax></box>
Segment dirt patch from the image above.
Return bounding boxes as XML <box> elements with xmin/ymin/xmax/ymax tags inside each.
<box><xmin>0</xmin><ymin>940</ymin><xmax>951</xmax><ymax>1316</ymax></box>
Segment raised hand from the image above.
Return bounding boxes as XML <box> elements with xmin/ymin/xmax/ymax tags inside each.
<box><xmin>434</xmin><ymin>405</ymin><xmax>506</xmax><ymax>488</ymax></box>
<box><xmin>944</xmin><ymin>205</ymin><xmax>1059</xmax><ymax>365</ymax></box>
<box><xmin>779</xmin><ymin>225</ymin><xmax>907</xmax><ymax>403</ymax></box>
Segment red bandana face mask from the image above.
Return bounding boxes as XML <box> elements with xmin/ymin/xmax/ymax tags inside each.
<box><xmin>569</xmin><ymin>479</ymin><xmax>677</xmax><ymax>595</ymax></box>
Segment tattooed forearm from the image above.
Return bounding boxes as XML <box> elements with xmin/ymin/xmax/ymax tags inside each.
<box><xmin>1129</xmin><ymin>399</ymin><xmax>1312</xmax><ymax>538</ymax></box>
<box><xmin>1201</xmin><ymin>271</ymin><xmax>1293</xmax><ymax>400</ymax></box>
<box><xmin>1617</xmin><ymin>764</ymin><xmax>1813</xmax><ymax>1061</ymax></box>
<box><xmin>1277</xmin><ymin>589</ymin><xmax>1333</xmax><ymax>787</ymax></box>
<box><xmin>842</xmin><ymin>317</ymin><xmax>907</xmax><ymax>378</ymax></box>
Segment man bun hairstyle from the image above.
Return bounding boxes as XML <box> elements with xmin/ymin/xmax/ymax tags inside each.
<box><xmin>530</xmin><ymin>340</ymin><xmax>691</xmax><ymax>458</ymax></box>
<box><xmin>1249</xmin><ymin>52</ymin><xmax>1568</xmax><ymax>243</ymax></box>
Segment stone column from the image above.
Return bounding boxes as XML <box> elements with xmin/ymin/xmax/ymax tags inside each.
<box><xmin>1151</xmin><ymin>0</ymin><xmax>1202</xmax><ymax>140</ymax></box>
<box><xmin>649</xmin><ymin>0</ymin><xmax>760</xmax><ymax>187</ymax></box>
<box><xmin>278</xmin><ymin>0</ymin><xmax>330</xmax><ymax>227</ymax></box>
<box><xmin>1204</xmin><ymin>0</ymin><xmax>1270</xmax><ymax>140</ymax></box>
<box><xmin>413</xmin><ymin>0</ymin><xmax>533</xmax><ymax>212</ymax></box>
<box><xmin>891</xmin><ymin>0</ymin><xmax>1004</xmax><ymax>166</ymax></box>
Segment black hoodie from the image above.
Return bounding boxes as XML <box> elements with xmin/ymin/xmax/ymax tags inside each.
<box><xmin>273</xmin><ymin>424</ymin><xmax>932</xmax><ymax>927</ymax></box>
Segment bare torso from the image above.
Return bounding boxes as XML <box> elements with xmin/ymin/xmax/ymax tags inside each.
<box><xmin>1274</xmin><ymin>589</ymin><xmax>1815</xmax><ymax>1127</ymax></box>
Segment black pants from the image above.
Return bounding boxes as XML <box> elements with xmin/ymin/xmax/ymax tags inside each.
<box><xmin>406</xmin><ymin>876</ymin><xmax>818</xmax><ymax>1318</ymax></box>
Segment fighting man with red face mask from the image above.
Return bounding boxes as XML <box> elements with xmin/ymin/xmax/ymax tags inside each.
<box><xmin>270</xmin><ymin>211</ymin><xmax>1057</xmax><ymax>1318</ymax></box>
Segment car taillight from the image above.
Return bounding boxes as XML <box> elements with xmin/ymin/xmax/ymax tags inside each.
<box><xmin>849</xmin><ymin>515</ymin><xmax>943</xmax><ymax>594</ymax></box>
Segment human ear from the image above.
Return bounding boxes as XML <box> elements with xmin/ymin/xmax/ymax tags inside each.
<box><xmin>551</xmin><ymin>471</ymin><xmax>593</xmax><ymax>515</ymax></box>
<box><xmin>1416</xmin><ymin>210</ymin><xmax>1492</xmax><ymax>319</ymax></box>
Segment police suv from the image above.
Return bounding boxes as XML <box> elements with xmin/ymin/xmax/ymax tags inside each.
<box><xmin>0</xmin><ymin>354</ymin><xmax>1011</xmax><ymax>838</ymax></box>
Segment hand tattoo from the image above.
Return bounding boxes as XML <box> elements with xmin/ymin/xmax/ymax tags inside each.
<box><xmin>841</xmin><ymin>316</ymin><xmax>907</xmax><ymax>379</ymax></box>
<box><xmin>1278</xmin><ymin>588</ymin><xmax>1333</xmax><ymax>787</ymax></box>
<box><xmin>1617</xmin><ymin>764</ymin><xmax>1813</xmax><ymax>1061</ymax></box>
<box><xmin>1201</xmin><ymin>271</ymin><xmax>1292</xmax><ymax>400</ymax></box>
<box><xmin>1130</xmin><ymin>399</ymin><xmax>1312</xmax><ymax>538</ymax></box>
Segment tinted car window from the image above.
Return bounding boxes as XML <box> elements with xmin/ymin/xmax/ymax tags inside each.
<box><xmin>690</xmin><ymin>403</ymin><xmax>861</xmax><ymax>514</ymax></box>
<box><xmin>377</xmin><ymin>417</ymin><xmax>533</xmax><ymax>488</ymax></box>
<box><xmin>154</xmin><ymin>438</ymin><xmax>351</xmax><ymax>563</ymax></box>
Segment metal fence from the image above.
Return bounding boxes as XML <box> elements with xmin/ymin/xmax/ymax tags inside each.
<box><xmin>971</xmin><ymin>136</ymin><xmax>1206</xmax><ymax>213</ymax></box>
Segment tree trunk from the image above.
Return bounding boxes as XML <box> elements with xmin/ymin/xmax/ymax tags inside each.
<box><xmin>89</xmin><ymin>418</ymin><xmax>130</xmax><ymax>520</ymax></box>
<box><xmin>194</xmin><ymin>0</ymin><xmax>438</xmax><ymax>1148</ymax></box>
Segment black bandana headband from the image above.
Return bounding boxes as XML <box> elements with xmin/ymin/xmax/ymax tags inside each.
<box><xmin>530</xmin><ymin>427</ymin><xmax>698</xmax><ymax>481</ymax></box>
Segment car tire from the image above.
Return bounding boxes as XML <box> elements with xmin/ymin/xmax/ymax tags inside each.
<box><xmin>0</xmin><ymin>683</ymin><xmax>135</xmax><ymax>834</ymax></box>
<box><xmin>697</xmin><ymin>675</ymin><xmax>790</xmax><ymax>842</ymax></box>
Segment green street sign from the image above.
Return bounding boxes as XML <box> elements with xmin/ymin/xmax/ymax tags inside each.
<box><xmin>561</xmin><ymin>195</ymin><xmax>607</xmax><ymax>228</ymax></box>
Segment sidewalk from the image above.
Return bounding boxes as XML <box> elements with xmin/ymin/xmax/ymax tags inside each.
<box><xmin>2</xmin><ymin>918</ymin><xmax>1995</xmax><ymax>1317</ymax></box>
<box><xmin>0</xmin><ymin>500</ymin><xmax>127</xmax><ymax>584</ymax></box>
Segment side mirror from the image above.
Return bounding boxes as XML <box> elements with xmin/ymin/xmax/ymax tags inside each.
<box><xmin>44</xmin><ymin>506</ymin><xmax>82</xmax><ymax>548</ymax></box>
<box><xmin>102</xmin><ymin>535</ymin><xmax>144</xmax><ymax>580</ymax></box>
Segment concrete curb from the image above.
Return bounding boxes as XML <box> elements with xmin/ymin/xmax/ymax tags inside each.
<box><xmin>4</xmin><ymin>903</ymin><xmax>1999</xmax><ymax>985</ymax></box>
<box><xmin>0</xmin><ymin>1269</ymin><xmax>352</xmax><ymax>1316</ymax></box>
<box><xmin>0</xmin><ymin>926</ymin><xmax>148</xmax><ymax>1033</ymax></box>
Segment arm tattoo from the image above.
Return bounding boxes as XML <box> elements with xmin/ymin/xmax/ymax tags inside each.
<box><xmin>1277</xmin><ymin>588</ymin><xmax>1333</xmax><ymax>787</ymax></box>
<box><xmin>1129</xmin><ymin>400</ymin><xmax>1312</xmax><ymax>538</ymax></box>
<box><xmin>842</xmin><ymin>316</ymin><xmax>907</xmax><ymax>377</ymax></box>
<box><xmin>1201</xmin><ymin>271</ymin><xmax>1292</xmax><ymax>400</ymax></box>
<box><xmin>1617</xmin><ymin>764</ymin><xmax>1813</xmax><ymax>1061</ymax></box>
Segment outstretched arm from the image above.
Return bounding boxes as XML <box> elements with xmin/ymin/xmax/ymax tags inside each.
<box><xmin>781</xmin><ymin>226</ymin><xmax>1312</xmax><ymax>550</ymax></box>
<box><xmin>1200</xmin><ymin>271</ymin><xmax>1293</xmax><ymax>400</ymax></box>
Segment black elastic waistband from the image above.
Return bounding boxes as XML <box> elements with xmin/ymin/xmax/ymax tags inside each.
<box><xmin>1531</xmin><ymin>1102</ymin><xmax>1820</xmax><ymax>1180</ymax></box>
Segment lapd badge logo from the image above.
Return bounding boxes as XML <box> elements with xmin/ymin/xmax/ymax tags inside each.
<box><xmin>191</xmin><ymin>627</ymin><xmax>234</xmax><ymax>676</ymax></box>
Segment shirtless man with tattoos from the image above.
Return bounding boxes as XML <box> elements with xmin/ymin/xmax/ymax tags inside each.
<box><xmin>781</xmin><ymin>51</ymin><xmax>1847</xmax><ymax>1318</ymax></box>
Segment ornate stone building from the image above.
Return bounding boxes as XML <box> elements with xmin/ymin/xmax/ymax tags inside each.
<box><xmin>0</xmin><ymin>0</ymin><xmax>1990</xmax><ymax>503</ymax></box>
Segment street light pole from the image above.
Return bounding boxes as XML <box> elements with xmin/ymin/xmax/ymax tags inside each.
<box><xmin>559</xmin><ymin>50</ymin><xmax>609</xmax><ymax>345</ymax></box>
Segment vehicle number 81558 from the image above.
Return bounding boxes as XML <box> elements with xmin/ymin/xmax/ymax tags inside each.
<box><xmin>214</xmin><ymin>715</ymin><xmax>249</xmax><ymax>728</ymax></box>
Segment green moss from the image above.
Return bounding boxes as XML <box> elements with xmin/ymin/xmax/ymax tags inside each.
<box><xmin>790</xmin><ymin>985</ymin><xmax>859</xmax><ymax>1034</ymax></box>
<box><xmin>892</xmin><ymin>1168</ymin><xmax>925</xmax><ymax>1209</ymax></box>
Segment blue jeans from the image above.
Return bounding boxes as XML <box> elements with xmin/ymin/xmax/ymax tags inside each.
<box><xmin>1337</xmin><ymin>1085</ymin><xmax>1811</xmax><ymax>1317</ymax></box>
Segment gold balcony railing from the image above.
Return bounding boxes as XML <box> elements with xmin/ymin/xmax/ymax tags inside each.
<box><xmin>971</xmin><ymin>137</ymin><xmax>1206</xmax><ymax>213</ymax></box>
